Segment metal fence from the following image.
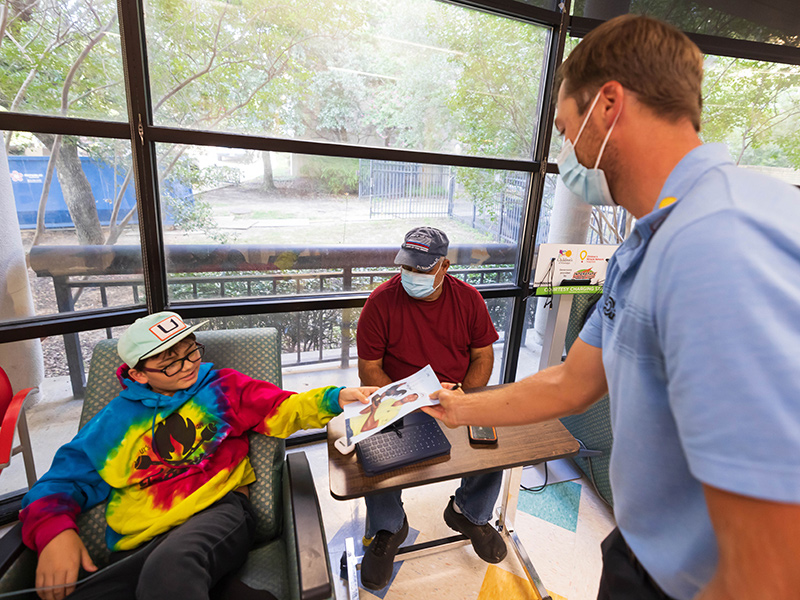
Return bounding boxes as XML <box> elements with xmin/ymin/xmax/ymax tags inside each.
<box><xmin>361</xmin><ymin>160</ymin><xmax>535</xmax><ymax>245</ymax></box>
<box><xmin>361</xmin><ymin>160</ymin><xmax>455</xmax><ymax>218</ymax></box>
<box><xmin>30</xmin><ymin>243</ymin><xmax>516</xmax><ymax>398</ymax></box>
<box><xmin>497</xmin><ymin>172</ymin><xmax>527</xmax><ymax>244</ymax></box>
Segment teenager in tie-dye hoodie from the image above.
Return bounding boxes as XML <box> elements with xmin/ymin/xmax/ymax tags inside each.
<box><xmin>20</xmin><ymin>312</ymin><xmax>374</xmax><ymax>600</ymax></box>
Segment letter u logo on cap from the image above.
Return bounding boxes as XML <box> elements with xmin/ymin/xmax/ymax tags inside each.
<box><xmin>149</xmin><ymin>315</ymin><xmax>188</xmax><ymax>341</ymax></box>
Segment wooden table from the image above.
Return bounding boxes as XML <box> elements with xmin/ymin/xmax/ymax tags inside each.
<box><xmin>327</xmin><ymin>413</ymin><xmax>580</xmax><ymax>600</ymax></box>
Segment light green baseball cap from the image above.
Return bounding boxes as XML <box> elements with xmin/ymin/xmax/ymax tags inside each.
<box><xmin>118</xmin><ymin>311</ymin><xmax>207</xmax><ymax>367</ymax></box>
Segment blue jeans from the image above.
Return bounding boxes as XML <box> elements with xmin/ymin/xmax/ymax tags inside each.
<box><xmin>364</xmin><ymin>471</ymin><xmax>504</xmax><ymax>538</ymax></box>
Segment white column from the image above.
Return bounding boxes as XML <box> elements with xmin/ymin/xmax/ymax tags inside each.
<box><xmin>0</xmin><ymin>134</ymin><xmax>44</xmax><ymax>401</ymax></box>
<box><xmin>531</xmin><ymin>178</ymin><xmax>592</xmax><ymax>346</ymax></box>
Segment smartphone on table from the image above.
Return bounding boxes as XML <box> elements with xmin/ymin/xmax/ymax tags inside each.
<box><xmin>468</xmin><ymin>426</ymin><xmax>498</xmax><ymax>445</ymax></box>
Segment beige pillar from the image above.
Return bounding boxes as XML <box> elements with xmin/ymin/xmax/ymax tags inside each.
<box><xmin>0</xmin><ymin>133</ymin><xmax>44</xmax><ymax>401</ymax></box>
<box><xmin>531</xmin><ymin>178</ymin><xmax>593</xmax><ymax>346</ymax></box>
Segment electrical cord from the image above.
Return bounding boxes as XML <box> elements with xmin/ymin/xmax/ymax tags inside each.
<box><xmin>530</xmin><ymin>257</ymin><xmax>556</xmax><ymax>302</ymax></box>
<box><xmin>519</xmin><ymin>462</ymin><xmax>549</xmax><ymax>493</ymax></box>
<box><xmin>578</xmin><ymin>437</ymin><xmax>613</xmax><ymax>508</ymax></box>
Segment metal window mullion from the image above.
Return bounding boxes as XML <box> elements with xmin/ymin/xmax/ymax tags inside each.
<box><xmin>443</xmin><ymin>0</ymin><xmax>562</xmax><ymax>26</ymax></box>
<box><xmin>117</xmin><ymin>0</ymin><xmax>168</xmax><ymax>315</ymax></box>
<box><xmin>501</xmin><ymin>1</ymin><xmax>571</xmax><ymax>384</ymax></box>
<box><xmin>568</xmin><ymin>15</ymin><xmax>800</xmax><ymax>67</ymax></box>
<box><xmin>147</xmin><ymin>125</ymin><xmax>539</xmax><ymax>174</ymax></box>
<box><xmin>0</xmin><ymin>113</ymin><xmax>129</xmax><ymax>138</ymax></box>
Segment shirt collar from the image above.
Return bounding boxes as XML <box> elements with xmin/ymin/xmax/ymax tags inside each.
<box><xmin>637</xmin><ymin>143</ymin><xmax>734</xmax><ymax>242</ymax></box>
<box><xmin>652</xmin><ymin>143</ymin><xmax>734</xmax><ymax>213</ymax></box>
<box><xmin>613</xmin><ymin>144</ymin><xmax>733</xmax><ymax>272</ymax></box>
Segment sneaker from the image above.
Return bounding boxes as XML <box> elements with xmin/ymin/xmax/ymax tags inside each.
<box><xmin>360</xmin><ymin>517</ymin><xmax>409</xmax><ymax>590</ymax></box>
<box><xmin>443</xmin><ymin>496</ymin><xmax>507</xmax><ymax>563</ymax></box>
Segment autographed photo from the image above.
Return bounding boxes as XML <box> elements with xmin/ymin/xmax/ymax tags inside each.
<box><xmin>344</xmin><ymin>365</ymin><xmax>441</xmax><ymax>445</ymax></box>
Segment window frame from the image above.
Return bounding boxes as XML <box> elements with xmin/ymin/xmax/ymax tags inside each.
<box><xmin>2</xmin><ymin>0</ymin><xmax>799</xmax><ymax>387</ymax></box>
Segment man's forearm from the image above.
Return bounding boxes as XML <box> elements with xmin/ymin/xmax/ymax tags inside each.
<box><xmin>438</xmin><ymin>354</ymin><xmax>606</xmax><ymax>428</ymax></box>
<box><xmin>462</xmin><ymin>356</ymin><xmax>493</xmax><ymax>389</ymax></box>
<box><xmin>359</xmin><ymin>364</ymin><xmax>392</xmax><ymax>387</ymax></box>
<box><xmin>458</xmin><ymin>365</ymin><xmax>585</xmax><ymax>426</ymax></box>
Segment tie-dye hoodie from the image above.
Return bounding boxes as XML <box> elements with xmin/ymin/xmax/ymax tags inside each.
<box><xmin>20</xmin><ymin>363</ymin><xmax>343</xmax><ymax>554</ymax></box>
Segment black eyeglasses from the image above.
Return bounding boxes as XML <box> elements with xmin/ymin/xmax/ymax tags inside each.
<box><xmin>140</xmin><ymin>344</ymin><xmax>205</xmax><ymax>377</ymax></box>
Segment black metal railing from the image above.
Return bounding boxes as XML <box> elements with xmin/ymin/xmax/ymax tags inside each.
<box><xmin>30</xmin><ymin>243</ymin><xmax>516</xmax><ymax>397</ymax></box>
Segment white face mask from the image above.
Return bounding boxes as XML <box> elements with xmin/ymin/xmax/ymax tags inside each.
<box><xmin>401</xmin><ymin>262</ymin><xmax>443</xmax><ymax>299</ymax></box>
<box><xmin>556</xmin><ymin>90</ymin><xmax>622</xmax><ymax>207</ymax></box>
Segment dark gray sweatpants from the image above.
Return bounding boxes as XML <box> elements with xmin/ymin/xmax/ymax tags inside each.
<box><xmin>66</xmin><ymin>491</ymin><xmax>256</xmax><ymax>600</ymax></box>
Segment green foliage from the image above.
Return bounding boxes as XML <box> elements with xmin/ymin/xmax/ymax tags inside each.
<box><xmin>300</xmin><ymin>156</ymin><xmax>359</xmax><ymax>195</ymax></box>
<box><xmin>0</xmin><ymin>0</ymin><xmax>124</xmax><ymax>117</ymax></box>
<box><xmin>456</xmin><ymin>168</ymin><xmax>505</xmax><ymax>224</ymax></box>
<box><xmin>4</xmin><ymin>0</ymin><xmax>799</xmax><ymax>252</ymax></box>
<box><xmin>702</xmin><ymin>56</ymin><xmax>800</xmax><ymax>170</ymax></box>
<box><xmin>430</xmin><ymin>6</ymin><xmax>547</xmax><ymax>225</ymax></box>
<box><xmin>297</xmin><ymin>0</ymin><xmax>451</xmax><ymax>151</ymax></box>
<box><xmin>162</xmin><ymin>195</ymin><xmax>230</xmax><ymax>244</ymax></box>
<box><xmin>485</xmin><ymin>297</ymin><xmax>510</xmax><ymax>339</ymax></box>
<box><xmin>433</xmin><ymin>5</ymin><xmax>547</xmax><ymax>159</ymax></box>
<box><xmin>162</xmin><ymin>156</ymin><xmax>240</xmax><ymax>243</ymax></box>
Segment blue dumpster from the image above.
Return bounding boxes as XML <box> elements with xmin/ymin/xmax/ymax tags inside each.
<box><xmin>9</xmin><ymin>156</ymin><xmax>190</xmax><ymax>229</ymax></box>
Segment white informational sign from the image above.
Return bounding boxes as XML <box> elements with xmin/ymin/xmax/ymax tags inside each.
<box><xmin>343</xmin><ymin>365</ymin><xmax>441</xmax><ymax>446</ymax></box>
<box><xmin>533</xmin><ymin>243</ymin><xmax>618</xmax><ymax>295</ymax></box>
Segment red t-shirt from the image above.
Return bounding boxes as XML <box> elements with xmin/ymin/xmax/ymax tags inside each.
<box><xmin>356</xmin><ymin>274</ymin><xmax>499</xmax><ymax>383</ymax></box>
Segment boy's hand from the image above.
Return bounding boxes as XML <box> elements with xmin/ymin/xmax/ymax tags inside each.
<box><xmin>338</xmin><ymin>386</ymin><xmax>379</xmax><ymax>409</ymax></box>
<box><xmin>36</xmin><ymin>529</ymin><xmax>97</xmax><ymax>600</ymax></box>
<box><xmin>423</xmin><ymin>383</ymin><xmax>465</xmax><ymax>428</ymax></box>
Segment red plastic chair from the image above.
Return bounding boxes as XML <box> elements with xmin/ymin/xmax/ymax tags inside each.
<box><xmin>0</xmin><ymin>367</ymin><xmax>37</xmax><ymax>488</ymax></box>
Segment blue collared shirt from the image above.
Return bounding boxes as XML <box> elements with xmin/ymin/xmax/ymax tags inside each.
<box><xmin>580</xmin><ymin>143</ymin><xmax>800</xmax><ymax>599</ymax></box>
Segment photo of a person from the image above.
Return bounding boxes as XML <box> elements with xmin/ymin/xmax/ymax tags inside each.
<box><xmin>343</xmin><ymin>365</ymin><xmax>440</xmax><ymax>445</ymax></box>
<box><xmin>348</xmin><ymin>384</ymin><xmax>420</xmax><ymax>436</ymax></box>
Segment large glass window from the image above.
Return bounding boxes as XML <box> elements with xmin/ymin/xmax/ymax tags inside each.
<box><xmin>515</xmin><ymin>297</ymin><xmax>544</xmax><ymax>381</ymax></box>
<box><xmin>144</xmin><ymin>0</ymin><xmax>550</xmax><ymax>159</ymax></box>
<box><xmin>0</xmin><ymin>0</ymin><xmax>126</xmax><ymax>119</ymax></box>
<box><xmin>572</xmin><ymin>0</ymin><xmax>800</xmax><ymax>48</ymax></box>
<box><xmin>702</xmin><ymin>55</ymin><xmax>800</xmax><ymax>184</ymax></box>
<box><xmin>5</xmin><ymin>0</ymin><xmax>798</xmax><ymax>504</ymax></box>
<box><xmin>484</xmin><ymin>297</ymin><xmax>513</xmax><ymax>386</ymax></box>
<box><xmin>2</xmin><ymin>134</ymin><xmax>143</xmax><ymax>323</ymax></box>
<box><xmin>155</xmin><ymin>145</ymin><xmax>526</xmax><ymax>303</ymax></box>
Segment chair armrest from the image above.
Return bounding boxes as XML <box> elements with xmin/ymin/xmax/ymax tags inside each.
<box><xmin>0</xmin><ymin>523</ymin><xmax>26</xmax><ymax>577</ymax></box>
<box><xmin>284</xmin><ymin>451</ymin><xmax>333</xmax><ymax>600</ymax></box>
<box><xmin>0</xmin><ymin>388</ymin><xmax>35</xmax><ymax>470</ymax></box>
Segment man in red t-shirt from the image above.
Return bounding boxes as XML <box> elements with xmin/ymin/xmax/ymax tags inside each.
<box><xmin>356</xmin><ymin>226</ymin><xmax>506</xmax><ymax>590</ymax></box>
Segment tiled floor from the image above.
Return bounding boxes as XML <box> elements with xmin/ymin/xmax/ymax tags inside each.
<box><xmin>291</xmin><ymin>441</ymin><xmax>616</xmax><ymax>600</ymax></box>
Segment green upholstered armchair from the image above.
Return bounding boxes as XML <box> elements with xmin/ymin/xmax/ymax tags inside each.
<box><xmin>559</xmin><ymin>295</ymin><xmax>614</xmax><ymax>506</ymax></box>
<box><xmin>0</xmin><ymin>327</ymin><xmax>334</xmax><ymax>600</ymax></box>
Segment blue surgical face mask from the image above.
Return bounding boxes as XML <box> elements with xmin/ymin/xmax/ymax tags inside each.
<box><xmin>556</xmin><ymin>90</ymin><xmax>621</xmax><ymax>207</ymax></box>
<box><xmin>401</xmin><ymin>262</ymin><xmax>443</xmax><ymax>299</ymax></box>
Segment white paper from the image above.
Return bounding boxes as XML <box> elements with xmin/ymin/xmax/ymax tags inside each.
<box><xmin>343</xmin><ymin>364</ymin><xmax>441</xmax><ymax>445</ymax></box>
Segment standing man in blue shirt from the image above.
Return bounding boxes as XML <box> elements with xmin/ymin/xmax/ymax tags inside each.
<box><xmin>424</xmin><ymin>14</ymin><xmax>800</xmax><ymax>600</ymax></box>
